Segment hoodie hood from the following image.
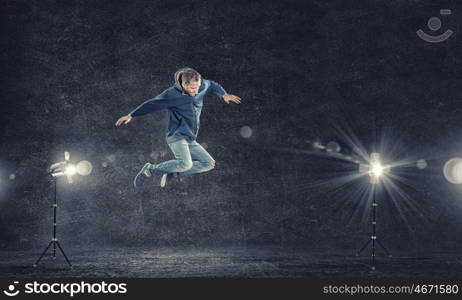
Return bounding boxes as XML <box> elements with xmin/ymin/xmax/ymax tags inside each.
<box><xmin>174</xmin><ymin>67</ymin><xmax>201</xmax><ymax>92</ymax></box>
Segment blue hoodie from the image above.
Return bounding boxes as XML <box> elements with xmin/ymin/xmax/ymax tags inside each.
<box><xmin>129</xmin><ymin>68</ymin><xmax>227</xmax><ymax>143</ymax></box>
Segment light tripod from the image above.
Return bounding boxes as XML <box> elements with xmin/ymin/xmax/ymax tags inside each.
<box><xmin>33</xmin><ymin>152</ymin><xmax>75</xmax><ymax>268</ymax></box>
<box><xmin>355</xmin><ymin>182</ymin><xmax>392</xmax><ymax>270</ymax></box>
<box><xmin>33</xmin><ymin>176</ymin><xmax>72</xmax><ymax>268</ymax></box>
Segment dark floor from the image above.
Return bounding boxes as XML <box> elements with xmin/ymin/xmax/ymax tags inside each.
<box><xmin>0</xmin><ymin>246</ymin><xmax>461</xmax><ymax>278</ymax></box>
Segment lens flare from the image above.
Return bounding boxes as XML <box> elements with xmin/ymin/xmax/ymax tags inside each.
<box><xmin>326</xmin><ymin>141</ymin><xmax>341</xmax><ymax>153</ymax></box>
<box><xmin>76</xmin><ymin>160</ymin><xmax>93</xmax><ymax>176</ymax></box>
<box><xmin>312</xmin><ymin>141</ymin><xmax>325</xmax><ymax>150</ymax></box>
<box><xmin>416</xmin><ymin>159</ymin><xmax>427</xmax><ymax>169</ymax></box>
<box><xmin>443</xmin><ymin>158</ymin><xmax>462</xmax><ymax>184</ymax></box>
<box><xmin>240</xmin><ymin>126</ymin><xmax>253</xmax><ymax>138</ymax></box>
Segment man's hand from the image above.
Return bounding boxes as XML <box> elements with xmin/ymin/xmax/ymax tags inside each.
<box><xmin>223</xmin><ymin>93</ymin><xmax>241</xmax><ymax>104</ymax></box>
<box><xmin>115</xmin><ymin>114</ymin><xmax>133</xmax><ymax>126</ymax></box>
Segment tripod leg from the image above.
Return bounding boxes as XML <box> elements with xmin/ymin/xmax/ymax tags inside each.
<box><xmin>356</xmin><ymin>239</ymin><xmax>371</xmax><ymax>256</ymax></box>
<box><xmin>55</xmin><ymin>241</ymin><xmax>72</xmax><ymax>267</ymax></box>
<box><xmin>371</xmin><ymin>239</ymin><xmax>376</xmax><ymax>270</ymax></box>
<box><xmin>34</xmin><ymin>241</ymin><xmax>53</xmax><ymax>267</ymax></box>
<box><xmin>376</xmin><ymin>239</ymin><xmax>392</xmax><ymax>257</ymax></box>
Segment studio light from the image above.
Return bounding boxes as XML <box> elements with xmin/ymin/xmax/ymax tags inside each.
<box><xmin>49</xmin><ymin>152</ymin><xmax>92</xmax><ymax>184</ymax></box>
<box><xmin>35</xmin><ymin>151</ymin><xmax>92</xmax><ymax>268</ymax></box>
<box><xmin>356</xmin><ymin>152</ymin><xmax>392</xmax><ymax>270</ymax></box>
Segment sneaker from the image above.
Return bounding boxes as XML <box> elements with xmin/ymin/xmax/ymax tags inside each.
<box><xmin>134</xmin><ymin>163</ymin><xmax>152</xmax><ymax>188</ymax></box>
<box><xmin>160</xmin><ymin>172</ymin><xmax>176</xmax><ymax>188</ymax></box>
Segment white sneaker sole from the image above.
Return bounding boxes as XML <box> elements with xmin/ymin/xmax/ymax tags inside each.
<box><xmin>160</xmin><ymin>174</ymin><xmax>167</xmax><ymax>188</ymax></box>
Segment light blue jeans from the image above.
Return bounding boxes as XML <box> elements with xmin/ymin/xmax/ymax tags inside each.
<box><xmin>149</xmin><ymin>139</ymin><xmax>215</xmax><ymax>176</ymax></box>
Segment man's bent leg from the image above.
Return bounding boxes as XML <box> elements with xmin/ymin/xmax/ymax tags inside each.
<box><xmin>178</xmin><ymin>141</ymin><xmax>215</xmax><ymax>176</ymax></box>
<box><xmin>149</xmin><ymin>139</ymin><xmax>193</xmax><ymax>175</ymax></box>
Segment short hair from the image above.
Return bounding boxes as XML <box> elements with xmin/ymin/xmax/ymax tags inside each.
<box><xmin>179</xmin><ymin>68</ymin><xmax>201</xmax><ymax>85</ymax></box>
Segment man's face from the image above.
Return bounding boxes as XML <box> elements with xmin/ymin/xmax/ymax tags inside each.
<box><xmin>181</xmin><ymin>79</ymin><xmax>201</xmax><ymax>96</ymax></box>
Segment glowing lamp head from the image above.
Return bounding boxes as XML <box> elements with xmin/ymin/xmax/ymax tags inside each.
<box><xmin>359</xmin><ymin>152</ymin><xmax>390</xmax><ymax>185</ymax></box>
<box><xmin>370</xmin><ymin>162</ymin><xmax>383</xmax><ymax>177</ymax></box>
<box><xmin>65</xmin><ymin>164</ymin><xmax>77</xmax><ymax>176</ymax></box>
<box><xmin>49</xmin><ymin>152</ymin><xmax>91</xmax><ymax>184</ymax></box>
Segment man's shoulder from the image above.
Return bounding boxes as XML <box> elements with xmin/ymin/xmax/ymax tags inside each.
<box><xmin>156</xmin><ymin>86</ymin><xmax>182</xmax><ymax>99</ymax></box>
<box><xmin>200</xmin><ymin>79</ymin><xmax>212</xmax><ymax>90</ymax></box>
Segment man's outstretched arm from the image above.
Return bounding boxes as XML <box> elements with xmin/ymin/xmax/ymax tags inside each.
<box><xmin>115</xmin><ymin>91</ymin><xmax>173</xmax><ymax>126</ymax></box>
<box><xmin>207</xmin><ymin>80</ymin><xmax>242</xmax><ymax>104</ymax></box>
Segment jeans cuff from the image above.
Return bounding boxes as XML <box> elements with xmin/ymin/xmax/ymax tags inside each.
<box><xmin>148</xmin><ymin>164</ymin><xmax>162</xmax><ymax>175</ymax></box>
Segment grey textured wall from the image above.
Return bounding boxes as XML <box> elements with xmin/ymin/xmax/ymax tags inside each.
<box><xmin>1</xmin><ymin>0</ymin><xmax>462</xmax><ymax>252</ymax></box>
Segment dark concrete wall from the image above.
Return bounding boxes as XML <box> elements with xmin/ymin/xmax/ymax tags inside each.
<box><xmin>1</xmin><ymin>0</ymin><xmax>462</xmax><ymax>252</ymax></box>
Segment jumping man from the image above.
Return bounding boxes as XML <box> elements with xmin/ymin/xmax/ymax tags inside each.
<box><xmin>115</xmin><ymin>67</ymin><xmax>241</xmax><ymax>188</ymax></box>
